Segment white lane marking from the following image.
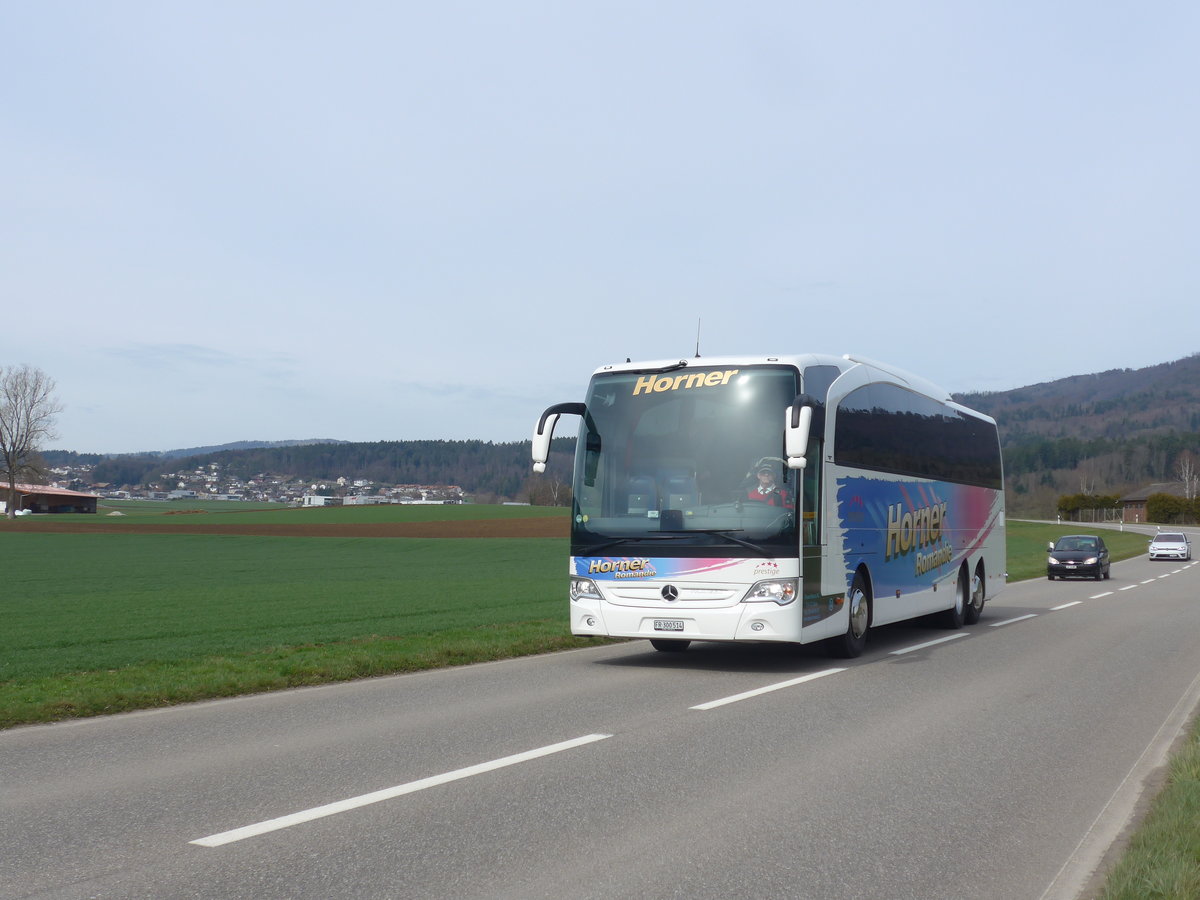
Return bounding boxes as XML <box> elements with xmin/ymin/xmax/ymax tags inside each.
<box><xmin>1141</xmin><ymin>579</ymin><xmax>1156</xmax><ymax>585</ymax></box>
<box><xmin>191</xmin><ymin>733</ymin><xmax>612</xmax><ymax>847</ymax></box>
<box><xmin>1052</xmin><ymin>601</ymin><xmax>1083</xmax><ymax>611</ymax></box>
<box><xmin>989</xmin><ymin>614</ymin><xmax>1038</xmax><ymax>628</ymax></box>
<box><xmin>1119</xmin><ymin>584</ymin><xmax>1139</xmax><ymax>591</ymax></box>
<box><xmin>890</xmin><ymin>633</ymin><xmax>969</xmax><ymax>655</ymax></box>
<box><xmin>1089</xmin><ymin>592</ymin><xmax>1113</xmax><ymax>599</ymax></box>
<box><xmin>691</xmin><ymin>668</ymin><xmax>846</xmax><ymax>711</ymax></box>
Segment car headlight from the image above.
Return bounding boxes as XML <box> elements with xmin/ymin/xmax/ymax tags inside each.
<box><xmin>744</xmin><ymin>578</ymin><xmax>798</xmax><ymax>605</ymax></box>
<box><xmin>1047</xmin><ymin>556</ymin><xmax>1060</xmax><ymax>564</ymax></box>
<box><xmin>1083</xmin><ymin>557</ymin><xmax>1098</xmax><ymax>565</ymax></box>
<box><xmin>569</xmin><ymin>576</ymin><xmax>602</xmax><ymax>602</ymax></box>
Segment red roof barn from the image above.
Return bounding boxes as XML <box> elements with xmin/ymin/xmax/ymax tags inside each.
<box><xmin>2</xmin><ymin>483</ymin><xmax>99</xmax><ymax>514</ymax></box>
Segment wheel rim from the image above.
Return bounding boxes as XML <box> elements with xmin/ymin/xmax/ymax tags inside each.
<box><xmin>969</xmin><ymin>573</ymin><xmax>984</xmax><ymax>611</ymax></box>
<box><xmin>849</xmin><ymin>587</ymin><xmax>869</xmax><ymax>639</ymax></box>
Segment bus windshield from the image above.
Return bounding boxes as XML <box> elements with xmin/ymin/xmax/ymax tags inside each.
<box><xmin>571</xmin><ymin>364</ymin><xmax>802</xmax><ymax>556</ymax></box>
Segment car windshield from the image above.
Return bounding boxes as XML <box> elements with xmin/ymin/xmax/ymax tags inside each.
<box><xmin>1155</xmin><ymin>533</ymin><xmax>1185</xmax><ymax>542</ymax></box>
<box><xmin>1055</xmin><ymin>537</ymin><xmax>1097</xmax><ymax>552</ymax></box>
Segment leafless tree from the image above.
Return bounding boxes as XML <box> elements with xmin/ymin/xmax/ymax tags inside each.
<box><xmin>1078</xmin><ymin>467</ymin><xmax>1097</xmax><ymax>496</ymax></box>
<box><xmin>0</xmin><ymin>364</ymin><xmax>63</xmax><ymax>518</ymax></box>
<box><xmin>1177</xmin><ymin>451</ymin><xmax>1198</xmax><ymax>501</ymax></box>
<box><xmin>524</xmin><ymin>473</ymin><xmax>572</xmax><ymax>507</ymax></box>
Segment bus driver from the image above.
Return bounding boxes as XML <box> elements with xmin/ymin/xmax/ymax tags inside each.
<box><xmin>747</xmin><ymin>459</ymin><xmax>793</xmax><ymax>509</ymax></box>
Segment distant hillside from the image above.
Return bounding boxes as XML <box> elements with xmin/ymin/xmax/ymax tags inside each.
<box><xmin>42</xmin><ymin>439</ymin><xmax>349</xmax><ymax>467</ymax></box>
<box><xmin>955</xmin><ymin>353</ymin><xmax>1200</xmax><ymax>516</ymax></box>
<box><xmin>956</xmin><ymin>354</ymin><xmax>1200</xmax><ymax>441</ymax></box>
<box><xmin>76</xmin><ymin>438</ymin><xmax>576</xmax><ymax>503</ymax></box>
<box><xmin>149</xmin><ymin>439</ymin><xmax>350</xmax><ymax>459</ymax></box>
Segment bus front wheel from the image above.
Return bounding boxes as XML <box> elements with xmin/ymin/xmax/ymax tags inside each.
<box><xmin>827</xmin><ymin>573</ymin><xmax>870</xmax><ymax>658</ymax></box>
<box><xmin>940</xmin><ymin>566</ymin><xmax>968</xmax><ymax>629</ymax></box>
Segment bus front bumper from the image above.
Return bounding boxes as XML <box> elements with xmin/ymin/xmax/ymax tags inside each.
<box><xmin>571</xmin><ymin>598</ymin><xmax>805</xmax><ymax>644</ymax></box>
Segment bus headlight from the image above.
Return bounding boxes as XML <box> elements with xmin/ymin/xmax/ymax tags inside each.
<box><xmin>744</xmin><ymin>578</ymin><xmax>798</xmax><ymax>605</ymax></box>
<box><xmin>570</xmin><ymin>576</ymin><xmax>602</xmax><ymax>602</ymax></box>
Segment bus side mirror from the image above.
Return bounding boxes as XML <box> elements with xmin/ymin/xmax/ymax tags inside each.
<box><xmin>532</xmin><ymin>402</ymin><xmax>585</xmax><ymax>472</ymax></box>
<box><xmin>785</xmin><ymin>395</ymin><xmax>815</xmax><ymax>470</ymax></box>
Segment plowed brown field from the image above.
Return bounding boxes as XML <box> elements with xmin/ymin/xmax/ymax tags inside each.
<box><xmin>6</xmin><ymin>517</ymin><xmax>569</xmax><ymax>539</ymax></box>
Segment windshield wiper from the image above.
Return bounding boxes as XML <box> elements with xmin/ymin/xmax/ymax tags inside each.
<box><xmin>623</xmin><ymin>359</ymin><xmax>689</xmax><ymax>376</ymax></box>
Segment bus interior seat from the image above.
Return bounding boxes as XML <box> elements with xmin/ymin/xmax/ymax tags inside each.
<box><xmin>663</xmin><ymin>474</ymin><xmax>698</xmax><ymax>509</ymax></box>
<box><xmin>627</xmin><ymin>475</ymin><xmax>655</xmax><ymax>514</ymax></box>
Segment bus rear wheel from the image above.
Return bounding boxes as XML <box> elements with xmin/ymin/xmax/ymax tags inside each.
<box><xmin>827</xmin><ymin>573</ymin><xmax>870</xmax><ymax>658</ymax></box>
<box><xmin>964</xmin><ymin>566</ymin><xmax>986</xmax><ymax>625</ymax></box>
<box><xmin>650</xmin><ymin>639</ymin><xmax>691</xmax><ymax>652</ymax></box>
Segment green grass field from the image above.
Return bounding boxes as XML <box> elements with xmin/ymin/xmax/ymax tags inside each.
<box><xmin>2</xmin><ymin>533</ymin><xmax>562</xmax><ymax>682</ymax></box>
<box><xmin>0</xmin><ymin>503</ymin><xmax>588</xmax><ymax>727</ymax></box>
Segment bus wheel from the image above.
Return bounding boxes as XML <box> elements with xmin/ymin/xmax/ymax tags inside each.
<box><xmin>964</xmin><ymin>566</ymin><xmax>986</xmax><ymax>625</ymax></box>
<box><xmin>941</xmin><ymin>567</ymin><xmax>968</xmax><ymax>629</ymax></box>
<box><xmin>650</xmin><ymin>639</ymin><xmax>691</xmax><ymax>652</ymax></box>
<box><xmin>827</xmin><ymin>573</ymin><xmax>870</xmax><ymax>658</ymax></box>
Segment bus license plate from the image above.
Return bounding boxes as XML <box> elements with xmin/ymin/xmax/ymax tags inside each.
<box><xmin>653</xmin><ymin>619</ymin><xmax>685</xmax><ymax>632</ymax></box>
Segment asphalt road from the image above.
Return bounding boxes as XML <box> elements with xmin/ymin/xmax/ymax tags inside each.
<box><xmin>3</xmin><ymin>547</ymin><xmax>1199</xmax><ymax>900</ymax></box>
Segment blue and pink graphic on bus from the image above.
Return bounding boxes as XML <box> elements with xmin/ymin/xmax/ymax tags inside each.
<box><xmin>836</xmin><ymin>475</ymin><xmax>1002</xmax><ymax>591</ymax></box>
<box><xmin>572</xmin><ymin>556</ymin><xmax>774</xmax><ymax>582</ymax></box>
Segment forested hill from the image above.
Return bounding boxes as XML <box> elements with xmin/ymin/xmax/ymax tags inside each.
<box><xmin>954</xmin><ymin>353</ymin><xmax>1200</xmax><ymax>515</ymax></box>
<box><xmin>955</xmin><ymin>354</ymin><xmax>1200</xmax><ymax>441</ymax></box>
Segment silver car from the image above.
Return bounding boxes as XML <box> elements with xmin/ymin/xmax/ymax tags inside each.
<box><xmin>1148</xmin><ymin>532</ymin><xmax>1192</xmax><ymax>561</ymax></box>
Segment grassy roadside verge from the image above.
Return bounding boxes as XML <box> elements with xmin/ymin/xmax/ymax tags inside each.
<box><xmin>1097</xmin><ymin>714</ymin><xmax>1200</xmax><ymax>899</ymax></box>
<box><xmin>3</xmin><ymin>624</ymin><xmax>608</xmax><ymax>727</ymax></box>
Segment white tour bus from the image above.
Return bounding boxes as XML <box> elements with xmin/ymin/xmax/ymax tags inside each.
<box><xmin>532</xmin><ymin>353</ymin><xmax>1005</xmax><ymax>657</ymax></box>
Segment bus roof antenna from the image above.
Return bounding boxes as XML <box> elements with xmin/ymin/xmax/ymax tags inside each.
<box><xmin>695</xmin><ymin>319</ymin><xmax>702</xmax><ymax>358</ymax></box>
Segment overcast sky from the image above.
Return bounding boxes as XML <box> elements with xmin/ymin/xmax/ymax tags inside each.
<box><xmin>5</xmin><ymin>2</ymin><xmax>1198</xmax><ymax>454</ymax></box>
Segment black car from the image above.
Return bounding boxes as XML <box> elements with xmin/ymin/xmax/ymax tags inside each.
<box><xmin>1047</xmin><ymin>534</ymin><xmax>1111</xmax><ymax>580</ymax></box>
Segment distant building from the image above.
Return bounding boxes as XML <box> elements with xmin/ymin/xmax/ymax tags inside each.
<box><xmin>0</xmin><ymin>483</ymin><xmax>99</xmax><ymax>514</ymax></box>
<box><xmin>301</xmin><ymin>495</ymin><xmax>340</xmax><ymax>507</ymax></box>
<box><xmin>1119</xmin><ymin>482</ymin><xmax>1189</xmax><ymax>523</ymax></box>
